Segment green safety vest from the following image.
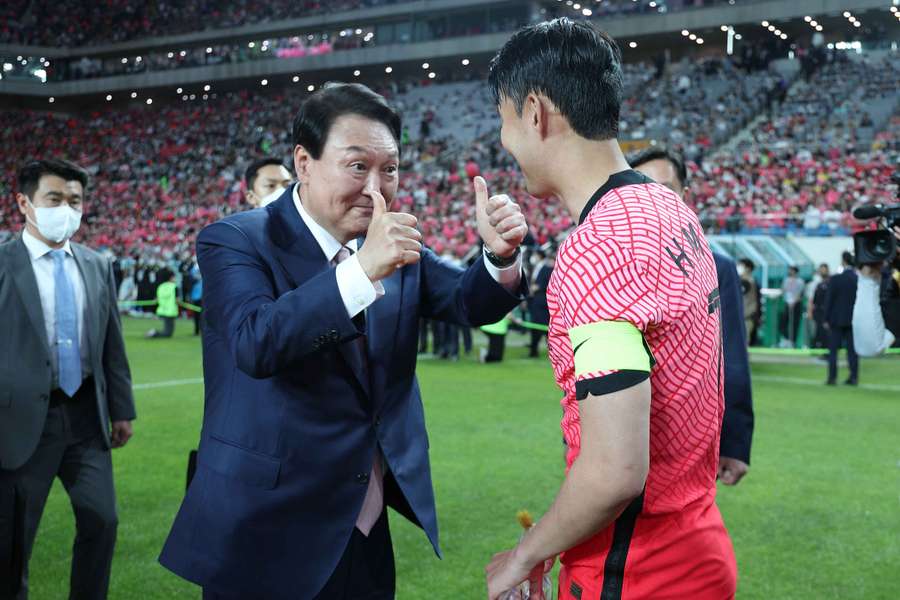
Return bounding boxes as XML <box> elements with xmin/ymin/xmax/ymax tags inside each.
<box><xmin>156</xmin><ymin>281</ymin><xmax>179</xmax><ymax>317</ymax></box>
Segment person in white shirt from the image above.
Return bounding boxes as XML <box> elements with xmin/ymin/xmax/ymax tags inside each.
<box><xmin>853</xmin><ymin>264</ymin><xmax>895</xmax><ymax>356</ymax></box>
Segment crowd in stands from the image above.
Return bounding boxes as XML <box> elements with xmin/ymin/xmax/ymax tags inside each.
<box><xmin>0</xmin><ymin>0</ymin><xmax>411</xmax><ymax>47</ymax></box>
<box><xmin>1</xmin><ymin>49</ymin><xmax>898</xmax><ymax>270</ymax></box>
<box><xmin>2</xmin><ymin>0</ymin><xmax>750</xmax><ymax>48</ymax></box>
<box><xmin>691</xmin><ymin>51</ymin><xmax>900</xmax><ymax>234</ymax></box>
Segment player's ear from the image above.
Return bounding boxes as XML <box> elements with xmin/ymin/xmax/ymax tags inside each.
<box><xmin>525</xmin><ymin>93</ymin><xmax>556</xmax><ymax>141</ymax></box>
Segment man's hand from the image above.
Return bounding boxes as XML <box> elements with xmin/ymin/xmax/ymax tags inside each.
<box><xmin>485</xmin><ymin>546</ymin><xmax>551</xmax><ymax>600</ymax></box>
<box><xmin>110</xmin><ymin>420</ymin><xmax>133</xmax><ymax>449</ymax></box>
<box><xmin>718</xmin><ymin>456</ymin><xmax>749</xmax><ymax>485</ymax></box>
<box><xmin>474</xmin><ymin>176</ymin><xmax>528</xmax><ymax>259</ymax></box>
<box><xmin>893</xmin><ymin>226</ymin><xmax>900</xmax><ymax>243</ymax></box>
<box><xmin>357</xmin><ymin>188</ymin><xmax>422</xmax><ymax>282</ymax></box>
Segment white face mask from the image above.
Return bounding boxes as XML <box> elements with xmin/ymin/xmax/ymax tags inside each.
<box><xmin>27</xmin><ymin>200</ymin><xmax>82</xmax><ymax>243</ymax></box>
<box><xmin>258</xmin><ymin>187</ymin><xmax>284</xmax><ymax>208</ymax></box>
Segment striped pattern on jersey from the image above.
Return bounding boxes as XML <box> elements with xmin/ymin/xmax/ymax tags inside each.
<box><xmin>546</xmin><ymin>169</ymin><xmax>724</xmax><ymax>516</ymax></box>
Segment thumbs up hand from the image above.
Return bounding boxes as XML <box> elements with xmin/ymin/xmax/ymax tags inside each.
<box><xmin>357</xmin><ymin>187</ymin><xmax>422</xmax><ymax>282</ymax></box>
<box><xmin>474</xmin><ymin>176</ymin><xmax>528</xmax><ymax>259</ymax></box>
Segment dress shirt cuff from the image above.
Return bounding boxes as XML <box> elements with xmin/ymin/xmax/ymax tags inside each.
<box><xmin>336</xmin><ymin>254</ymin><xmax>385</xmax><ymax>318</ymax></box>
<box><xmin>482</xmin><ymin>248</ymin><xmax>523</xmax><ymax>294</ymax></box>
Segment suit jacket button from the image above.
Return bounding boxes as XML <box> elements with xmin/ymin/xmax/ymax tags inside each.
<box><xmin>375</xmin><ymin>416</ymin><xmax>382</xmax><ymax>427</ymax></box>
<box><xmin>356</xmin><ymin>472</ymin><xmax>369</xmax><ymax>484</ymax></box>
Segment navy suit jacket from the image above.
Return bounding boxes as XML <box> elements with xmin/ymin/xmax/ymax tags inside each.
<box><xmin>825</xmin><ymin>268</ymin><xmax>858</xmax><ymax>328</ymax></box>
<box><xmin>714</xmin><ymin>253</ymin><xmax>754</xmax><ymax>465</ymax></box>
<box><xmin>158</xmin><ymin>189</ymin><xmax>523</xmax><ymax>597</ymax></box>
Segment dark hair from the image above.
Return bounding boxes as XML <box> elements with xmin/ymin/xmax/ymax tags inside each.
<box><xmin>292</xmin><ymin>82</ymin><xmax>401</xmax><ymax>159</ymax></box>
<box><xmin>842</xmin><ymin>251</ymin><xmax>854</xmax><ymax>265</ymax></box>
<box><xmin>18</xmin><ymin>158</ymin><xmax>89</xmax><ymax>199</ymax></box>
<box><xmin>244</xmin><ymin>157</ymin><xmax>287</xmax><ymax>190</ymax></box>
<box><xmin>819</xmin><ymin>263</ymin><xmax>829</xmax><ymax>270</ymax></box>
<box><xmin>788</xmin><ymin>265</ymin><xmax>799</xmax><ymax>274</ymax></box>
<box><xmin>738</xmin><ymin>258</ymin><xmax>755</xmax><ymax>271</ymax></box>
<box><xmin>628</xmin><ymin>146</ymin><xmax>688</xmax><ymax>188</ymax></box>
<box><xmin>488</xmin><ymin>18</ymin><xmax>623</xmax><ymax>140</ymax></box>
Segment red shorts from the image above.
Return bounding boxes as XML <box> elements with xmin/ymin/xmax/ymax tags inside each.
<box><xmin>558</xmin><ymin>497</ymin><xmax>736</xmax><ymax>600</ymax></box>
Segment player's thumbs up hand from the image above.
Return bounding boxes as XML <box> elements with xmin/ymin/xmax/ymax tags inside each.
<box><xmin>474</xmin><ymin>176</ymin><xmax>528</xmax><ymax>259</ymax></box>
<box><xmin>358</xmin><ymin>186</ymin><xmax>422</xmax><ymax>282</ymax></box>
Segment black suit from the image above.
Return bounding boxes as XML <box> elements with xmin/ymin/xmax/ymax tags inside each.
<box><xmin>0</xmin><ymin>235</ymin><xmax>136</xmax><ymax>600</ymax></box>
<box><xmin>714</xmin><ymin>253</ymin><xmax>754</xmax><ymax>465</ymax></box>
<box><xmin>824</xmin><ymin>267</ymin><xmax>859</xmax><ymax>383</ymax></box>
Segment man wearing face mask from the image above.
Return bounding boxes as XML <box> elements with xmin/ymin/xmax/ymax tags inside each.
<box><xmin>244</xmin><ymin>157</ymin><xmax>293</xmax><ymax>208</ymax></box>
<box><xmin>0</xmin><ymin>159</ymin><xmax>136</xmax><ymax>600</ymax></box>
<box><xmin>160</xmin><ymin>83</ymin><xmax>528</xmax><ymax>599</ymax></box>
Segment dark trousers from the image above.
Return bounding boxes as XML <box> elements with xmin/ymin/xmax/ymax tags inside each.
<box><xmin>827</xmin><ymin>325</ymin><xmax>859</xmax><ymax>383</ymax></box>
<box><xmin>202</xmin><ymin>510</ymin><xmax>395</xmax><ymax>600</ymax></box>
<box><xmin>0</xmin><ymin>381</ymin><xmax>117</xmax><ymax>600</ymax></box>
<box><xmin>484</xmin><ymin>333</ymin><xmax>506</xmax><ymax>363</ymax></box>
<box><xmin>192</xmin><ymin>301</ymin><xmax>203</xmax><ymax>335</ymax></box>
<box><xmin>813</xmin><ymin>317</ymin><xmax>829</xmax><ymax>348</ymax></box>
<box><xmin>780</xmin><ymin>302</ymin><xmax>803</xmax><ymax>345</ymax></box>
<box><xmin>440</xmin><ymin>322</ymin><xmax>459</xmax><ymax>358</ymax></box>
<box><xmin>529</xmin><ymin>330</ymin><xmax>545</xmax><ymax>357</ymax></box>
<box><xmin>461</xmin><ymin>327</ymin><xmax>472</xmax><ymax>354</ymax></box>
<box><xmin>158</xmin><ymin>316</ymin><xmax>175</xmax><ymax>338</ymax></box>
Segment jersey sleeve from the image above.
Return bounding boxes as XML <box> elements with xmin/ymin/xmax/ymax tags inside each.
<box><xmin>556</xmin><ymin>232</ymin><xmax>660</xmax><ymax>399</ymax></box>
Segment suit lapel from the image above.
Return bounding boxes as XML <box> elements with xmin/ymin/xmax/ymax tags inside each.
<box><xmin>8</xmin><ymin>239</ymin><xmax>51</xmax><ymax>359</ymax></box>
<box><xmin>268</xmin><ymin>188</ymin><xmax>370</xmax><ymax>396</ymax></box>
<box><xmin>71</xmin><ymin>244</ymin><xmax>100</xmax><ymax>364</ymax></box>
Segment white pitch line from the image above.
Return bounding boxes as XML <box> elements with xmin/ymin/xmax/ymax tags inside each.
<box><xmin>132</xmin><ymin>377</ymin><xmax>204</xmax><ymax>390</ymax></box>
<box><xmin>129</xmin><ymin>373</ymin><xmax>900</xmax><ymax>394</ymax></box>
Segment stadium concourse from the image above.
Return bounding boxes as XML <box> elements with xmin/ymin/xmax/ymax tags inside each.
<box><xmin>1</xmin><ymin>50</ymin><xmax>898</xmax><ymax>263</ymax></box>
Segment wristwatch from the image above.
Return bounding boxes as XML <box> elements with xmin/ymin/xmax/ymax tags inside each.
<box><xmin>483</xmin><ymin>246</ymin><xmax>520</xmax><ymax>268</ymax></box>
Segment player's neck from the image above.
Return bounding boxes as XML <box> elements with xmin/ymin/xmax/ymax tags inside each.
<box><xmin>551</xmin><ymin>138</ymin><xmax>631</xmax><ymax>222</ymax></box>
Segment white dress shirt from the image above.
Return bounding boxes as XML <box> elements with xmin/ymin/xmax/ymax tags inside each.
<box><xmin>852</xmin><ymin>274</ymin><xmax>895</xmax><ymax>357</ymax></box>
<box><xmin>292</xmin><ymin>185</ymin><xmax>521</xmax><ymax>318</ymax></box>
<box><xmin>21</xmin><ymin>228</ymin><xmax>92</xmax><ymax>386</ymax></box>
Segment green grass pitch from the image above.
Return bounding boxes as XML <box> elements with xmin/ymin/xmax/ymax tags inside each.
<box><xmin>25</xmin><ymin>317</ymin><xmax>900</xmax><ymax>599</ymax></box>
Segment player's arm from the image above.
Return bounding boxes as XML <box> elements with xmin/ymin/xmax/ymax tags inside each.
<box><xmin>486</xmin><ymin>323</ymin><xmax>651</xmax><ymax>598</ymax></box>
<box><xmin>524</xmin><ymin>380</ymin><xmax>649</xmax><ymax>555</ymax></box>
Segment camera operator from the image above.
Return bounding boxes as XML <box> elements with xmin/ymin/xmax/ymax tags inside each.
<box><xmin>853</xmin><ymin>226</ymin><xmax>900</xmax><ymax>357</ymax></box>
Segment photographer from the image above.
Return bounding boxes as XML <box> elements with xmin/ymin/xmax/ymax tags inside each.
<box><xmin>853</xmin><ymin>226</ymin><xmax>900</xmax><ymax>357</ymax></box>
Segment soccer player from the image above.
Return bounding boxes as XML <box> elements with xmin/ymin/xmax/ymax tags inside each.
<box><xmin>484</xmin><ymin>19</ymin><xmax>736</xmax><ymax>600</ymax></box>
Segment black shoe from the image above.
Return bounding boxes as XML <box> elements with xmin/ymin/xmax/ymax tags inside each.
<box><xmin>844</xmin><ymin>379</ymin><xmax>858</xmax><ymax>386</ymax></box>
<box><xmin>825</xmin><ymin>379</ymin><xmax>836</xmax><ymax>386</ymax></box>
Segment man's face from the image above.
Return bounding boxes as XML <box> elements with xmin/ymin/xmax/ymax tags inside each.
<box><xmin>635</xmin><ymin>158</ymin><xmax>685</xmax><ymax>198</ymax></box>
<box><xmin>16</xmin><ymin>174</ymin><xmax>84</xmax><ymax>222</ymax></box>
<box><xmin>819</xmin><ymin>265</ymin><xmax>829</xmax><ymax>278</ymax></box>
<box><xmin>498</xmin><ymin>97</ymin><xmax>551</xmax><ymax>198</ymax></box>
<box><xmin>248</xmin><ymin>164</ymin><xmax>292</xmax><ymax>206</ymax></box>
<box><xmin>294</xmin><ymin>114</ymin><xmax>399</xmax><ymax>243</ymax></box>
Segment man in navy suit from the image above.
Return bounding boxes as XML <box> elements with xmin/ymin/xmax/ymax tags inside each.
<box><xmin>824</xmin><ymin>251</ymin><xmax>859</xmax><ymax>385</ymax></box>
<box><xmin>632</xmin><ymin>147</ymin><xmax>754</xmax><ymax>485</ymax></box>
<box><xmin>158</xmin><ymin>83</ymin><xmax>527</xmax><ymax>599</ymax></box>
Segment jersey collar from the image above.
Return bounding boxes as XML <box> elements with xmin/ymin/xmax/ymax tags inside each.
<box><xmin>578</xmin><ymin>169</ymin><xmax>653</xmax><ymax>225</ymax></box>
